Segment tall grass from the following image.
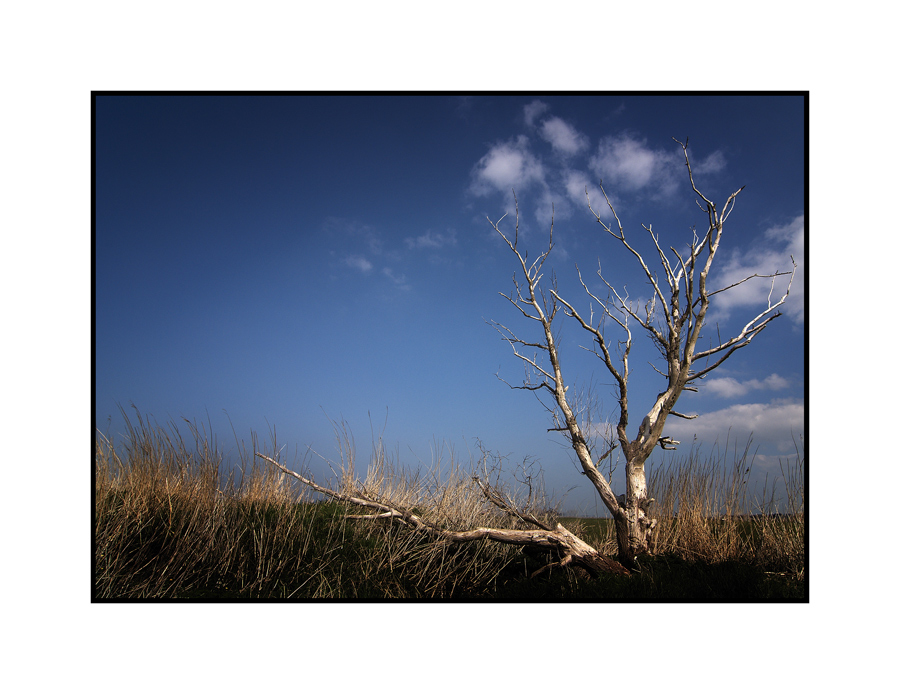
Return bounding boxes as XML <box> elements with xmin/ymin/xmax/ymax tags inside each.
<box><xmin>95</xmin><ymin>409</ymin><xmax>524</xmax><ymax>599</ymax></box>
<box><xmin>95</xmin><ymin>409</ymin><xmax>805</xmax><ymax>598</ymax></box>
<box><xmin>95</xmin><ymin>408</ymin><xmax>326</xmax><ymax>598</ymax></box>
<box><xmin>556</xmin><ymin>442</ymin><xmax>805</xmax><ymax>583</ymax></box>
<box><xmin>647</xmin><ymin>438</ymin><xmax>805</xmax><ymax>577</ymax></box>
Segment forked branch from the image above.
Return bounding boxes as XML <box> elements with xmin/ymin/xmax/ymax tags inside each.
<box><xmin>256</xmin><ymin>452</ymin><xmax>630</xmax><ymax>576</ymax></box>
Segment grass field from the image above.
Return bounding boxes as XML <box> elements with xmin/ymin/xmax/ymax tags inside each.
<box><xmin>94</xmin><ymin>408</ymin><xmax>806</xmax><ymax>601</ymax></box>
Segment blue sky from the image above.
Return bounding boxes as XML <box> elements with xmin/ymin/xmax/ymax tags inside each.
<box><xmin>94</xmin><ymin>94</ymin><xmax>805</xmax><ymax>515</ymax></box>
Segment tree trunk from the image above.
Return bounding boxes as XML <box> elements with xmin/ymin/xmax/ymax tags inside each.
<box><xmin>550</xmin><ymin>523</ymin><xmax>632</xmax><ymax>577</ymax></box>
<box><xmin>614</xmin><ymin>447</ymin><xmax>657</xmax><ymax>569</ymax></box>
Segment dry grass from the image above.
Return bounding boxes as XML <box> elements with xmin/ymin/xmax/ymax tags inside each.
<box><xmin>95</xmin><ymin>409</ymin><xmax>805</xmax><ymax>598</ymax></box>
<box><xmin>554</xmin><ymin>440</ymin><xmax>805</xmax><ymax>581</ymax></box>
<box><xmin>95</xmin><ymin>409</ymin><xmax>525</xmax><ymax>599</ymax></box>
<box><xmin>94</xmin><ymin>409</ymin><xmax>326</xmax><ymax>598</ymax></box>
<box><xmin>647</xmin><ymin>438</ymin><xmax>805</xmax><ymax>577</ymax></box>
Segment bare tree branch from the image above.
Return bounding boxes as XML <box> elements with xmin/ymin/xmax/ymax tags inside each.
<box><xmin>707</xmin><ymin>269</ymin><xmax>794</xmax><ymax>298</ymax></box>
<box><xmin>668</xmin><ymin>410</ymin><xmax>699</xmax><ymax>420</ymax></box>
<box><xmin>472</xmin><ymin>475</ymin><xmax>554</xmax><ymax>532</ymax></box>
<box><xmin>485</xmin><ymin>138</ymin><xmax>796</xmax><ymax>567</ymax></box>
<box><xmin>261</xmin><ymin>138</ymin><xmax>797</xmax><ymax>577</ymax></box>
<box><xmin>255</xmin><ymin>452</ymin><xmax>630</xmax><ymax>576</ymax></box>
<box><xmin>487</xmin><ymin>208</ymin><xmax>626</xmax><ymax>520</ymax></box>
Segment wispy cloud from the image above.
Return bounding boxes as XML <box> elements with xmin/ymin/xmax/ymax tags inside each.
<box><xmin>469</xmin><ymin>135</ymin><xmax>545</xmax><ymax>197</ymax></box>
<box><xmin>523</xmin><ymin>100</ymin><xmax>550</xmax><ymax>127</ymax></box>
<box><xmin>533</xmin><ymin>187</ymin><xmax>566</xmax><ymax>228</ymax></box>
<box><xmin>708</xmin><ymin>214</ymin><xmax>804</xmax><ymax>323</ymax></box>
<box><xmin>525</xmin><ymin>103</ymin><xmax>590</xmax><ymax>157</ymax></box>
<box><xmin>382</xmin><ymin>267</ymin><xmax>411</xmax><ymax>291</ymax></box>
<box><xmin>322</xmin><ymin>217</ymin><xmax>409</xmax><ymax>282</ymax></box>
<box><xmin>693</xmin><ymin>150</ymin><xmax>727</xmax><ymax>175</ymax></box>
<box><xmin>607</xmin><ymin>103</ymin><xmax>626</xmax><ymax>120</ymax></box>
<box><xmin>664</xmin><ymin>398</ymin><xmax>803</xmax><ymax>454</ymax></box>
<box><xmin>323</xmin><ymin>216</ymin><xmax>384</xmax><ymax>256</ymax></box>
<box><xmin>404</xmin><ymin>228</ymin><xmax>457</xmax><ymax>250</ymax></box>
<box><xmin>563</xmin><ymin>169</ymin><xmax>616</xmax><ymax>221</ymax></box>
<box><xmin>471</xmin><ymin>105</ymin><xmax>599</xmax><ymax>225</ymax></box>
<box><xmin>343</xmin><ymin>255</ymin><xmax>373</xmax><ymax>273</ymax></box>
<box><xmin>703</xmin><ymin>373</ymin><xmax>790</xmax><ymax>398</ymax></box>
<box><xmin>469</xmin><ymin>105</ymin><xmax>729</xmax><ymax>230</ymax></box>
<box><xmin>589</xmin><ymin>133</ymin><xmax>682</xmax><ymax>197</ymax></box>
<box><xmin>540</xmin><ymin>116</ymin><xmax>589</xmax><ymax>156</ymax></box>
<box><xmin>588</xmin><ymin>134</ymin><xmax>728</xmax><ymax>201</ymax></box>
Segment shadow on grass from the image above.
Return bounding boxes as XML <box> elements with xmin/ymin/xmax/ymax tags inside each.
<box><xmin>169</xmin><ymin>553</ymin><xmax>806</xmax><ymax>602</ymax></box>
<box><xmin>488</xmin><ymin>554</ymin><xmax>807</xmax><ymax>602</ymax></box>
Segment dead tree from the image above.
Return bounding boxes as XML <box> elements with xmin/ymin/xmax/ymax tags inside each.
<box><xmin>260</xmin><ymin>138</ymin><xmax>796</xmax><ymax>577</ymax></box>
<box><xmin>488</xmin><ymin>138</ymin><xmax>796</xmax><ymax>569</ymax></box>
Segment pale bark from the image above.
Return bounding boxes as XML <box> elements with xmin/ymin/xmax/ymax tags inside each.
<box><xmin>256</xmin><ymin>452</ymin><xmax>630</xmax><ymax>576</ymax></box>
<box><xmin>490</xmin><ymin>139</ymin><xmax>796</xmax><ymax>568</ymax></box>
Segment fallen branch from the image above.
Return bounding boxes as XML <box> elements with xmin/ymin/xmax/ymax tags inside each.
<box><xmin>256</xmin><ymin>452</ymin><xmax>630</xmax><ymax>577</ymax></box>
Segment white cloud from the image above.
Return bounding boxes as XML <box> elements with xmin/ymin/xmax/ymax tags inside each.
<box><xmin>470</xmin><ymin>135</ymin><xmax>544</xmax><ymax>196</ymax></box>
<box><xmin>563</xmin><ymin>169</ymin><xmax>591</xmax><ymax>203</ymax></box>
<box><xmin>469</xmin><ymin>120</ymin><xmax>731</xmax><ymax>233</ymax></box>
<box><xmin>533</xmin><ymin>186</ymin><xmax>568</xmax><ymax>228</ymax></box>
<box><xmin>344</xmin><ymin>255</ymin><xmax>373</xmax><ymax>273</ymax></box>
<box><xmin>589</xmin><ymin>133</ymin><xmax>681</xmax><ymax>196</ymax></box>
<box><xmin>382</xmin><ymin>267</ymin><xmax>410</xmax><ymax>290</ymax></box>
<box><xmin>761</xmin><ymin>373</ymin><xmax>790</xmax><ymax>389</ymax></box>
<box><xmin>704</xmin><ymin>373</ymin><xmax>790</xmax><ymax>398</ymax></box>
<box><xmin>523</xmin><ymin>100</ymin><xmax>549</xmax><ymax>127</ymax></box>
<box><xmin>765</xmin><ymin>214</ymin><xmax>804</xmax><ymax>247</ymax></box>
<box><xmin>404</xmin><ymin>229</ymin><xmax>457</xmax><ymax>250</ymax></box>
<box><xmin>694</xmin><ymin>150</ymin><xmax>727</xmax><ymax>175</ymax></box>
<box><xmin>708</xmin><ymin>214</ymin><xmax>804</xmax><ymax>323</ymax></box>
<box><xmin>704</xmin><ymin>377</ymin><xmax>746</xmax><ymax>398</ymax></box>
<box><xmin>540</xmin><ymin>117</ymin><xmax>589</xmax><ymax>156</ymax></box>
<box><xmin>563</xmin><ymin>169</ymin><xmax>616</xmax><ymax>221</ymax></box>
<box><xmin>664</xmin><ymin>398</ymin><xmax>803</xmax><ymax>454</ymax></box>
